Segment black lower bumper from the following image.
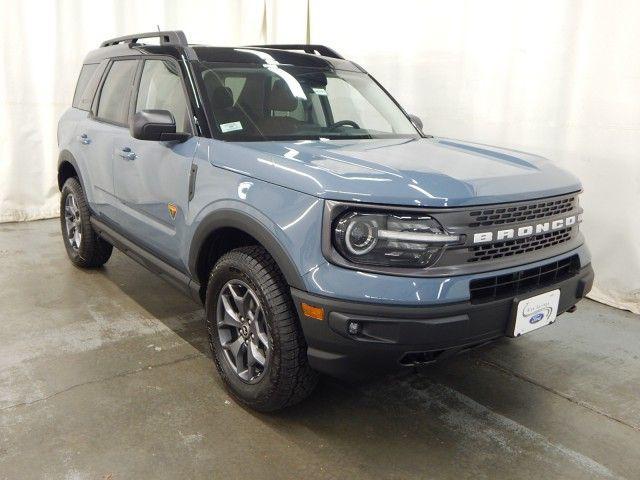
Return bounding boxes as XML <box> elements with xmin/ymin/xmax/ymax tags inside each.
<box><xmin>291</xmin><ymin>265</ymin><xmax>594</xmax><ymax>380</ymax></box>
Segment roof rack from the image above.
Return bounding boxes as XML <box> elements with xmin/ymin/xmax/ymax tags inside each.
<box><xmin>248</xmin><ymin>44</ymin><xmax>344</xmax><ymax>60</ymax></box>
<box><xmin>100</xmin><ymin>30</ymin><xmax>188</xmax><ymax>48</ymax></box>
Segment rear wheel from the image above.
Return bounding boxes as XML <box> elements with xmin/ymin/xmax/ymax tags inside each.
<box><xmin>60</xmin><ymin>177</ymin><xmax>112</xmax><ymax>268</ymax></box>
<box><xmin>205</xmin><ymin>246</ymin><xmax>317</xmax><ymax>411</ymax></box>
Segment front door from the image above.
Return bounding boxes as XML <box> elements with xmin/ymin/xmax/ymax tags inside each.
<box><xmin>112</xmin><ymin>58</ymin><xmax>197</xmax><ymax>263</ymax></box>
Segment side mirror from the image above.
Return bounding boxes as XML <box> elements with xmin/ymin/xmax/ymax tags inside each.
<box><xmin>408</xmin><ymin>113</ymin><xmax>423</xmax><ymax>132</ymax></box>
<box><xmin>130</xmin><ymin>109</ymin><xmax>190</xmax><ymax>142</ymax></box>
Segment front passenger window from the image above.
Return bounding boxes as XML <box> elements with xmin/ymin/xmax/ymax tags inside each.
<box><xmin>136</xmin><ymin>60</ymin><xmax>191</xmax><ymax>133</ymax></box>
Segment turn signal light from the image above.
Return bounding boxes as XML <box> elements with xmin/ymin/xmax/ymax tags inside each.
<box><xmin>301</xmin><ymin>303</ymin><xmax>324</xmax><ymax>321</ymax></box>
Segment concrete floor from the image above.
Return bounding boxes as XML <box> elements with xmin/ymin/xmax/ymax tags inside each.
<box><xmin>1</xmin><ymin>219</ymin><xmax>639</xmax><ymax>480</ymax></box>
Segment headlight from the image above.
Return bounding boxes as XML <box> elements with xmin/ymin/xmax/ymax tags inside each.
<box><xmin>332</xmin><ymin>211</ymin><xmax>460</xmax><ymax>268</ymax></box>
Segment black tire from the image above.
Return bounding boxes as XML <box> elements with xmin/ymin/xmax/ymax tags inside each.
<box><xmin>205</xmin><ymin>246</ymin><xmax>317</xmax><ymax>411</ymax></box>
<box><xmin>60</xmin><ymin>177</ymin><xmax>113</xmax><ymax>268</ymax></box>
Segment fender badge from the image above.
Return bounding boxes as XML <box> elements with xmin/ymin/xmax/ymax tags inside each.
<box><xmin>167</xmin><ymin>203</ymin><xmax>177</xmax><ymax>220</ymax></box>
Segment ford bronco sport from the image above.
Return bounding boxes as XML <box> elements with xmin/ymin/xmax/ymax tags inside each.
<box><xmin>57</xmin><ymin>31</ymin><xmax>593</xmax><ymax>411</ymax></box>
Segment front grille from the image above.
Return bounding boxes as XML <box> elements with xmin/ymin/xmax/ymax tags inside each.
<box><xmin>430</xmin><ymin>192</ymin><xmax>582</xmax><ymax>268</ymax></box>
<box><xmin>469</xmin><ymin>255</ymin><xmax>580</xmax><ymax>303</ymax></box>
<box><xmin>468</xmin><ymin>196</ymin><xmax>576</xmax><ymax>228</ymax></box>
<box><xmin>468</xmin><ymin>227</ymin><xmax>573</xmax><ymax>262</ymax></box>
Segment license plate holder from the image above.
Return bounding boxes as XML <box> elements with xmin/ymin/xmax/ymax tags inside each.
<box><xmin>508</xmin><ymin>289</ymin><xmax>561</xmax><ymax>337</ymax></box>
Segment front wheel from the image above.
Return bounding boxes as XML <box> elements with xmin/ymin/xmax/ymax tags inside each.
<box><xmin>205</xmin><ymin>246</ymin><xmax>317</xmax><ymax>411</ymax></box>
<box><xmin>60</xmin><ymin>177</ymin><xmax>113</xmax><ymax>268</ymax></box>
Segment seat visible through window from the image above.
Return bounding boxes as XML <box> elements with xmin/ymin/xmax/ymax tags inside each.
<box><xmin>259</xmin><ymin>79</ymin><xmax>303</xmax><ymax>135</ymax></box>
<box><xmin>136</xmin><ymin>60</ymin><xmax>190</xmax><ymax>133</ymax></box>
<box><xmin>202</xmin><ymin>71</ymin><xmax>257</xmax><ymax>134</ymax></box>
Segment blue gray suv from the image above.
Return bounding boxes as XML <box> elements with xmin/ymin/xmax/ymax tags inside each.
<box><xmin>57</xmin><ymin>31</ymin><xmax>594</xmax><ymax>411</ymax></box>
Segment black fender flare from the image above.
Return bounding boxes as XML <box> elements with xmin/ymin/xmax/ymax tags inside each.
<box><xmin>188</xmin><ymin>209</ymin><xmax>306</xmax><ymax>291</ymax></box>
<box><xmin>57</xmin><ymin>150</ymin><xmax>85</xmax><ymax>191</ymax></box>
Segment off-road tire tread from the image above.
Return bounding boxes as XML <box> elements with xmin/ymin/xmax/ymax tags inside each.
<box><xmin>60</xmin><ymin>177</ymin><xmax>112</xmax><ymax>268</ymax></box>
<box><xmin>206</xmin><ymin>246</ymin><xmax>317</xmax><ymax>411</ymax></box>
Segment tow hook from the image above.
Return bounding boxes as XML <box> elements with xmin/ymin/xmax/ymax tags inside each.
<box><xmin>566</xmin><ymin>305</ymin><xmax>577</xmax><ymax>313</ymax></box>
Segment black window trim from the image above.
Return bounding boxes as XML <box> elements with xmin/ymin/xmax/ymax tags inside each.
<box><xmin>91</xmin><ymin>56</ymin><xmax>141</xmax><ymax>128</ymax></box>
<box><xmin>129</xmin><ymin>55</ymin><xmax>196</xmax><ymax>136</ymax></box>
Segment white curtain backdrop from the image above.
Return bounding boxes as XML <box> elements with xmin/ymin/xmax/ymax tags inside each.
<box><xmin>1</xmin><ymin>0</ymin><xmax>638</xmax><ymax>313</ymax></box>
<box><xmin>0</xmin><ymin>0</ymin><xmax>269</xmax><ymax>223</ymax></box>
<box><xmin>309</xmin><ymin>0</ymin><xmax>640</xmax><ymax>313</ymax></box>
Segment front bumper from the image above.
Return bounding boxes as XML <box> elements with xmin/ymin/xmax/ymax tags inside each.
<box><xmin>292</xmin><ymin>264</ymin><xmax>594</xmax><ymax>380</ymax></box>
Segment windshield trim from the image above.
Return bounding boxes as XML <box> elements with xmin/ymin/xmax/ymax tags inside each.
<box><xmin>212</xmin><ymin>133</ymin><xmax>422</xmax><ymax>142</ymax></box>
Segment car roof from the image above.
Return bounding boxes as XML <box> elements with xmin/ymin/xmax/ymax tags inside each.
<box><xmin>83</xmin><ymin>32</ymin><xmax>362</xmax><ymax>72</ymax></box>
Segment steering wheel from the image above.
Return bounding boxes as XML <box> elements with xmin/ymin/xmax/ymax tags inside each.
<box><xmin>329</xmin><ymin>120</ymin><xmax>361</xmax><ymax>130</ymax></box>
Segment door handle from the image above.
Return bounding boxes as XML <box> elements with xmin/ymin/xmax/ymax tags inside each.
<box><xmin>118</xmin><ymin>147</ymin><xmax>136</xmax><ymax>161</ymax></box>
<box><xmin>78</xmin><ymin>133</ymin><xmax>91</xmax><ymax>145</ymax></box>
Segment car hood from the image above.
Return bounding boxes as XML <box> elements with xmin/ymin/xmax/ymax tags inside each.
<box><xmin>215</xmin><ymin>137</ymin><xmax>581</xmax><ymax>207</ymax></box>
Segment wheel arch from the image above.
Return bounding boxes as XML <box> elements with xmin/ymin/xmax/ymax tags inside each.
<box><xmin>189</xmin><ymin>209</ymin><xmax>307</xmax><ymax>296</ymax></box>
<box><xmin>57</xmin><ymin>150</ymin><xmax>85</xmax><ymax>191</ymax></box>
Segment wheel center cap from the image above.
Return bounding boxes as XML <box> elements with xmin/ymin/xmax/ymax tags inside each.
<box><xmin>239</xmin><ymin>323</ymin><xmax>250</xmax><ymax>339</ymax></box>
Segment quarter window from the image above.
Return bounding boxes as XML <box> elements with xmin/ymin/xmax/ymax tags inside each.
<box><xmin>97</xmin><ymin>60</ymin><xmax>138</xmax><ymax>124</ymax></box>
<box><xmin>135</xmin><ymin>59</ymin><xmax>191</xmax><ymax>133</ymax></box>
<box><xmin>72</xmin><ymin>64</ymin><xmax>98</xmax><ymax>111</ymax></box>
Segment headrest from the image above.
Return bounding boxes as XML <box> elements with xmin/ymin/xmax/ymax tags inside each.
<box><xmin>211</xmin><ymin>86</ymin><xmax>234</xmax><ymax>109</ymax></box>
<box><xmin>267</xmin><ymin>79</ymin><xmax>298</xmax><ymax>112</ymax></box>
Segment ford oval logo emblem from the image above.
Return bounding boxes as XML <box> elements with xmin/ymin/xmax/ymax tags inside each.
<box><xmin>529</xmin><ymin>312</ymin><xmax>545</xmax><ymax>324</ymax></box>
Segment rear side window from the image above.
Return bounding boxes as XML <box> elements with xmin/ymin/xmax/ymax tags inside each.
<box><xmin>135</xmin><ymin>59</ymin><xmax>191</xmax><ymax>133</ymax></box>
<box><xmin>97</xmin><ymin>60</ymin><xmax>138</xmax><ymax>124</ymax></box>
<box><xmin>72</xmin><ymin>64</ymin><xmax>98</xmax><ymax>110</ymax></box>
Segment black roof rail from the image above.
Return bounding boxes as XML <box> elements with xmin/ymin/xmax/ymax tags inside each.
<box><xmin>248</xmin><ymin>44</ymin><xmax>344</xmax><ymax>60</ymax></box>
<box><xmin>100</xmin><ymin>30</ymin><xmax>188</xmax><ymax>48</ymax></box>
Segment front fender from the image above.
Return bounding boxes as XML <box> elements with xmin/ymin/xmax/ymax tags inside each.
<box><xmin>187</xmin><ymin>173</ymin><xmax>323</xmax><ymax>290</ymax></box>
<box><xmin>189</xmin><ymin>202</ymin><xmax>306</xmax><ymax>289</ymax></box>
<box><xmin>184</xmin><ymin>140</ymin><xmax>326</xmax><ymax>292</ymax></box>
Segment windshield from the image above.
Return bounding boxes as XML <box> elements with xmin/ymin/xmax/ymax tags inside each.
<box><xmin>196</xmin><ymin>62</ymin><xmax>421</xmax><ymax>141</ymax></box>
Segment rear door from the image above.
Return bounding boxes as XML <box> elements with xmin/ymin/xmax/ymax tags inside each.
<box><xmin>79</xmin><ymin>59</ymin><xmax>139</xmax><ymax>218</ymax></box>
<box><xmin>111</xmin><ymin>57</ymin><xmax>198</xmax><ymax>263</ymax></box>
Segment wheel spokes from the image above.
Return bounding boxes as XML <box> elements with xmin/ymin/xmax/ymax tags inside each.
<box><xmin>248</xmin><ymin>339</ymin><xmax>266</xmax><ymax>367</ymax></box>
<box><xmin>249</xmin><ymin>307</ymin><xmax>269</xmax><ymax>348</ymax></box>
<box><xmin>65</xmin><ymin>205</ymin><xmax>75</xmax><ymax>220</ymax></box>
<box><xmin>64</xmin><ymin>194</ymin><xmax>82</xmax><ymax>250</ymax></box>
<box><xmin>216</xmin><ymin>280</ymin><xmax>270</xmax><ymax>383</ymax></box>
<box><xmin>227</xmin><ymin>284</ymin><xmax>248</xmax><ymax>317</ymax></box>
<box><xmin>224</xmin><ymin>336</ymin><xmax>246</xmax><ymax>370</ymax></box>
<box><xmin>219</xmin><ymin>294</ymin><xmax>241</xmax><ymax>327</ymax></box>
<box><xmin>70</xmin><ymin>194</ymin><xmax>78</xmax><ymax>212</ymax></box>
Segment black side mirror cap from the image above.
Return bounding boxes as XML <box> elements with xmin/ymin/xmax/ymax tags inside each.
<box><xmin>408</xmin><ymin>113</ymin><xmax>423</xmax><ymax>131</ymax></box>
<box><xmin>130</xmin><ymin>110</ymin><xmax>190</xmax><ymax>142</ymax></box>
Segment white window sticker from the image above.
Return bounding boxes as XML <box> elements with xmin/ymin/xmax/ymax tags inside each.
<box><xmin>220</xmin><ymin>121</ymin><xmax>243</xmax><ymax>133</ymax></box>
<box><xmin>312</xmin><ymin>87</ymin><xmax>327</xmax><ymax>96</ymax></box>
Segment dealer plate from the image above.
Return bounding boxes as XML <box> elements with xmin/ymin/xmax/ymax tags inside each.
<box><xmin>510</xmin><ymin>289</ymin><xmax>560</xmax><ymax>337</ymax></box>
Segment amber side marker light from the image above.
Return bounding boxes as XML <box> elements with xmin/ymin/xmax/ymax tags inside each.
<box><xmin>301</xmin><ymin>303</ymin><xmax>324</xmax><ymax>321</ymax></box>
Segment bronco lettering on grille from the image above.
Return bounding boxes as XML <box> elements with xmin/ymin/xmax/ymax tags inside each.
<box><xmin>472</xmin><ymin>213</ymin><xmax>583</xmax><ymax>244</ymax></box>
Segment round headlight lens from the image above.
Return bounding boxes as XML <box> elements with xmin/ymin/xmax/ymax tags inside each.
<box><xmin>344</xmin><ymin>219</ymin><xmax>378</xmax><ymax>255</ymax></box>
<box><xmin>332</xmin><ymin>210</ymin><xmax>459</xmax><ymax>268</ymax></box>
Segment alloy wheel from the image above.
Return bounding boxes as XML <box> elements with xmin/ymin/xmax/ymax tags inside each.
<box><xmin>64</xmin><ymin>193</ymin><xmax>82</xmax><ymax>251</ymax></box>
<box><xmin>216</xmin><ymin>280</ymin><xmax>271</xmax><ymax>383</ymax></box>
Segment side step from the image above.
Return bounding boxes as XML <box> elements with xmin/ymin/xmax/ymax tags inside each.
<box><xmin>90</xmin><ymin>217</ymin><xmax>201</xmax><ymax>303</ymax></box>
